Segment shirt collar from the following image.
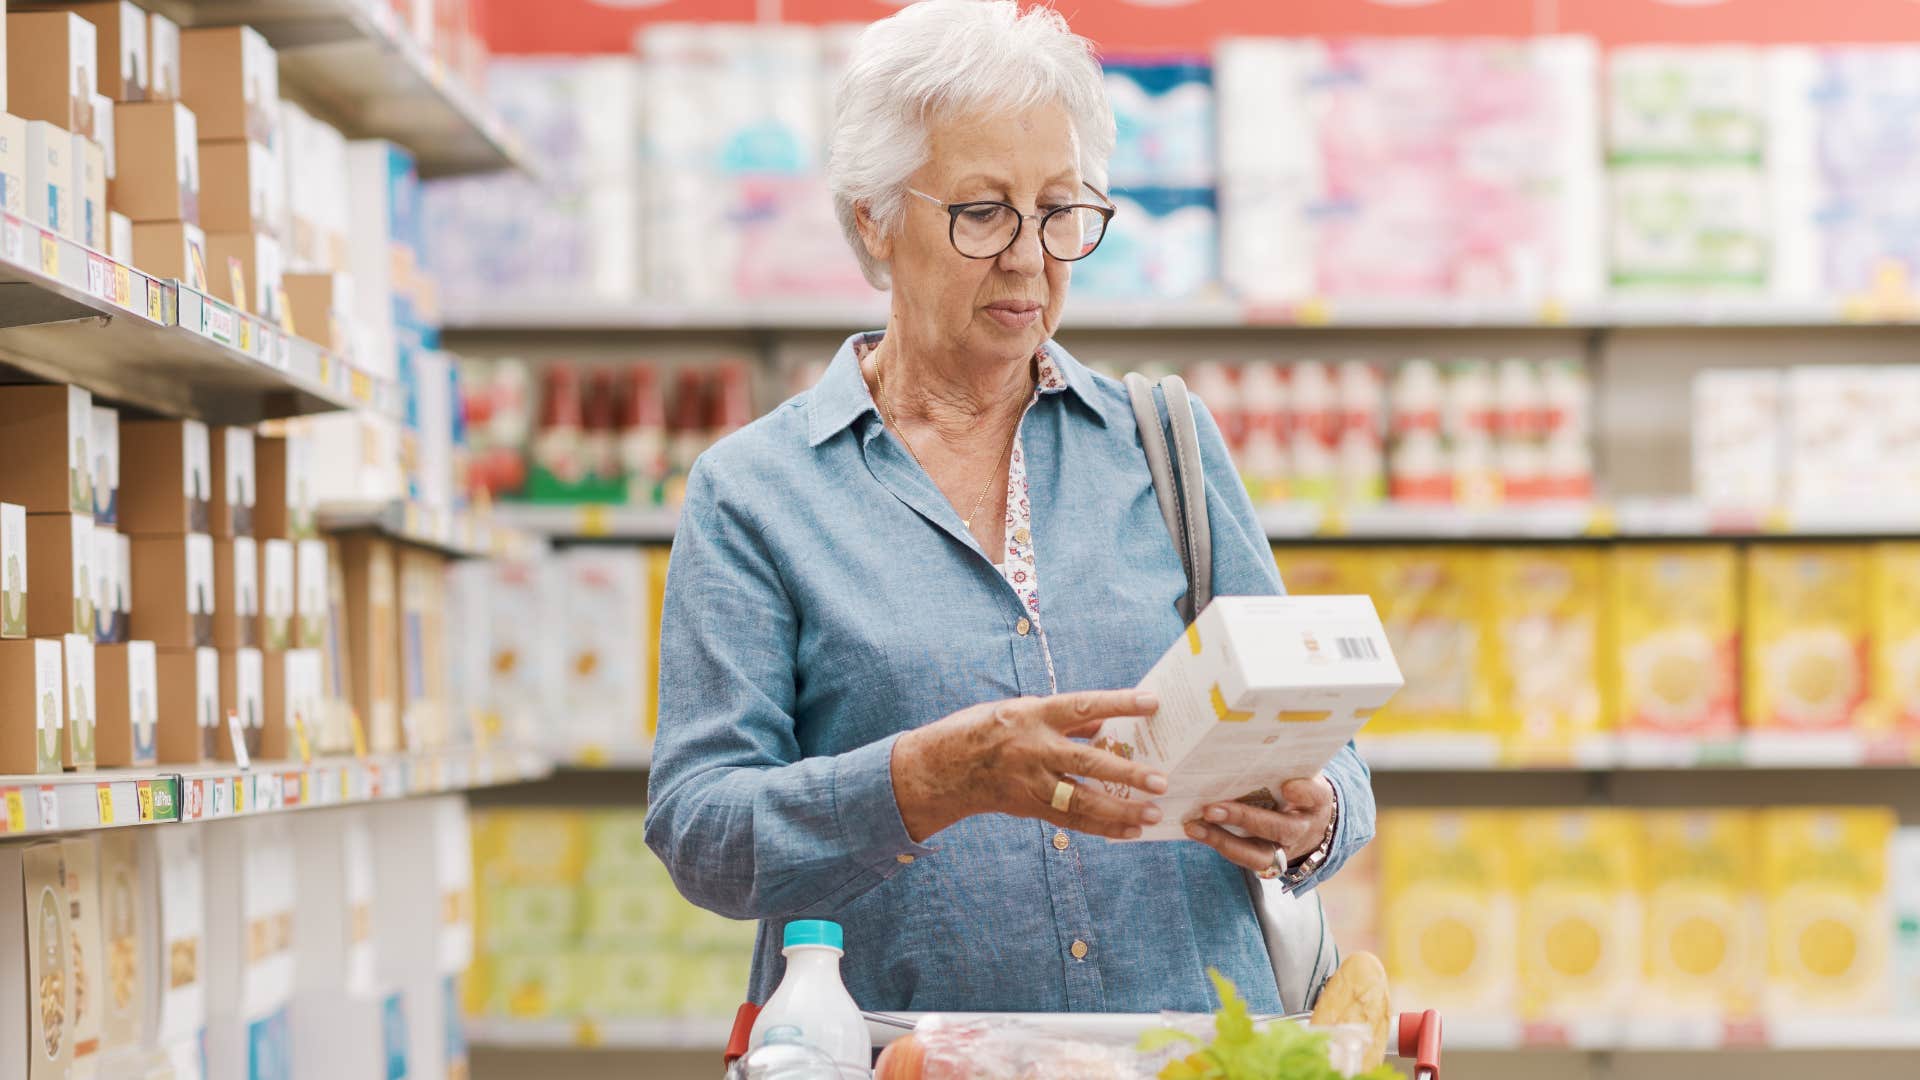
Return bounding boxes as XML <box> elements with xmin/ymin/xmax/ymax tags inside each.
<box><xmin>806</xmin><ymin>331</ymin><xmax>1113</xmax><ymax>448</ymax></box>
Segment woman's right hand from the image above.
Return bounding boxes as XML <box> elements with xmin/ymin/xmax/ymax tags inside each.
<box><xmin>890</xmin><ymin>690</ymin><xmax>1169</xmax><ymax>843</ymax></box>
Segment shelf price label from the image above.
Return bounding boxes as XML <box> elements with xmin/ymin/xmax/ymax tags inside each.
<box><xmin>151</xmin><ymin>781</ymin><xmax>177</xmax><ymax>821</ymax></box>
<box><xmin>95</xmin><ymin>783</ymin><xmax>114</xmax><ymax>825</ymax></box>
<box><xmin>39</xmin><ymin>231</ymin><xmax>58</xmax><ymax>276</ymax></box>
<box><xmin>147</xmin><ymin>281</ymin><xmax>165</xmax><ymax>322</ymax></box>
<box><xmin>210</xmin><ymin>778</ymin><xmax>227</xmax><ymax>817</ymax></box>
<box><xmin>1</xmin><ymin>220</ymin><xmax>21</xmax><ymax>263</ymax></box>
<box><xmin>113</xmin><ymin>265</ymin><xmax>132</xmax><ymax>308</ymax></box>
<box><xmin>2</xmin><ymin>788</ymin><xmax>23</xmax><ymax>833</ymax></box>
<box><xmin>38</xmin><ymin>788</ymin><xmax>57</xmax><ymax>830</ymax></box>
<box><xmin>232</xmin><ymin>775</ymin><xmax>246</xmax><ymax>814</ymax></box>
<box><xmin>136</xmin><ymin>781</ymin><xmax>155</xmax><ymax>822</ymax></box>
<box><xmin>86</xmin><ymin>254</ymin><xmax>108</xmax><ymax>299</ymax></box>
<box><xmin>236</xmin><ymin>316</ymin><xmax>254</xmax><ymax>356</ymax></box>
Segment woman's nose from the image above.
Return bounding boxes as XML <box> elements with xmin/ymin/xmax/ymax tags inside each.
<box><xmin>997</xmin><ymin>217</ymin><xmax>1046</xmax><ymax>276</ymax></box>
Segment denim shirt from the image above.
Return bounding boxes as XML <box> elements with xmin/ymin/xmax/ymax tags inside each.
<box><xmin>646</xmin><ymin>332</ymin><xmax>1376</xmax><ymax>1015</ymax></box>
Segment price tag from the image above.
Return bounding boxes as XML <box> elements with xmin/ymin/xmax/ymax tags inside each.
<box><xmin>207</xmin><ymin>304</ymin><xmax>235</xmax><ymax>345</ymax></box>
<box><xmin>151</xmin><ymin>781</ymin><xmax>177</xmax><ymax>822</ymax></box>
<box><xmin>2</xmin><ymin>789</ymin><xmax>24</xmax><ymax>833</ymax></box>
<box><xmin>350</xmin><ymin>369</ymin><xmax>372</xmax><ymax>403</ymax></box>
<box><xmin>339</xmin><ymin>767</ymin><xmax>352</xmax><ymax>802</ymax></box>
<box><xmin>87</xmin><ymin>254</ymin><xmax>108</xmax><ymax>298</ymax></box>
<box><xmin>185</xmin><ymin>779</ymin><xmax>205</xmax><ymax>821</ymax></box>
<box><xmin>2</xmin><ymin>220</ymin><xmax>22</xmax><ymax>263</ymax></box>
<box><xmin>232</xmin><ymin>776</ymin><xmax>246</xmax><ymax>814</ymax></box>
<box><xmin>95</xmin><ymin>783</ymin><xmax>114</xmax><ymax>825</ymax></box>
<box><xmin>38</xmin><ymin>787</ymin><xmax>57</xmax><ymax>830</ymax></box>
<box><xmin>227</xmin><ymin>256</ymin><xmax>248</xmax><ymax>315</ymax></box>
<box><xmin>227</xmin><ymin>709</ymin><xmax>252</xmax><ymax>769</ymax></box>
<box><xmin>285</xmin><ymin>773</ymin><xmax>303</xmax><ymax>806</ymax></box>
<box><xmin>147</xmin><ymin>280</ymin><xmax>165</xmax><ymax>321</ymax></box>
<box><xmin>211</xmin><ymin>778</ymin><xmax>228</xmax><ymax>817</ymax></box>
<box><xmin>113</xmin><ymin>264</ymin><xmax>132</xmax><ymax>307</ymax></box>
<box><xmin>292</xmin><ymin>712</ymin><xmax>313</xmax><ymax>764</ymax></box>
<box><xmin>236</xmin><ymin>317</ymin><xmax>253</xmax><ymax>355</ymax></box>
<box><xmin>136</xmin><ymin>781</ymin><xmax>155</xmax><ymax>822</ymax></box>
<box><xmin>39</xmin><ymin>231</ymin><xmax>58</xmax><ymax>276</ymax></box>
<box><xmin>349</xmin><ymin>711</ymin><xmax>369</xmax><ymax>757</ymax></box>
<box><xmin>579</xmin><ymin>505</ymin><xmax>611</xmax><ymax>537</ymax></box>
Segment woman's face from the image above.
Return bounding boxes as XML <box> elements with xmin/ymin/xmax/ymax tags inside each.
<box><xmin>871</xmin><ymin>103</ymin><xmax>1081</xmax><ymax>364</ymax></box>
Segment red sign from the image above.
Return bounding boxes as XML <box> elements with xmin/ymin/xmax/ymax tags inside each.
<box><xmin>1552</xmin><ymin>0</ymin><xmax>1920</xmax><ymax>44</ymax></box>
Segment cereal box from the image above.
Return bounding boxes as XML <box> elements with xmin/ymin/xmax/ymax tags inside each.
<box><xmin>1515</xmin><ymin>811</ymin><xmax>1640</xmax><ymax>1021</ymax></box>
<box><xmin>1364</xmin><ymin>549</ymin><xmax>1493</xmax><ymax>738</ymax></box>
<box><xmin>1611</xmin><ymin>545</ymin><xmax>1740</xmax><ymax>739</ymax></box>
<box><xmin>1869</xmin><ymin>543</ymin><xmax>1920</xmax><ymax>738</ymax></box>
<box><xmin>1891</xmin><ymin>827</ymin><xmax>1920</xmax><ymax>1017</ymax></box>
<box><xmin>1380</xmin><ymin>810</ymin><xmax>1516</xmax><ymax>1017</ymax></box>
<box><xmin>1744</xmin><ymin>546</ymin><xmax>1870</xmax><ymax>733</ymax></box>
<box><xmin>60</xmin><ymin>836</ymin><xmax>104</xmax><ymax>1072</ymax></box>
<box><xmin>1487</xmin><ymin>547</ymin><xmax>1608</xmax><ymax>765</ymax></box>
<box><xmin>1760</xmin><ymin>807</ymin><xmax>1895</xmax><ymax>1016</ymax></box>
<box><xmin>1638</xmin><ymin>811</ymin><xmax>1763</xmax><ymax>1019</ymax></box>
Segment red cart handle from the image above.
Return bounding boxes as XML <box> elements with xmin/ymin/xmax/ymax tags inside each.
<box><xmin>725</xmin><ymin>1002</ymin><xmax>761</xmax><ymax>1067</ymax></box>
<box><xmin>1397</xmin><ymin>1009</ymin><xmax>1442</xmax><ymax>1080</ymax></box>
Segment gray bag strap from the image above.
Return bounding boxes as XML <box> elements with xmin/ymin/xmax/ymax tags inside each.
<box><xmin>1126</xmin><ymin>369</ymin><xmax>1339</xmax><ymax>1015</ymax></box>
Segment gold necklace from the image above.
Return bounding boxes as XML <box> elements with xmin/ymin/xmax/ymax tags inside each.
<box><xmin>873</xmin><ymin>352</ymin><xmax>1022</xmax><ymax>534</ymax></box>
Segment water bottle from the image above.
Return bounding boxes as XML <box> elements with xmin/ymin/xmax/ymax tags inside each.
<box><xmin>726</xmin><ymin>1026</ymin><xmax>845</xmax><ymax>1080</ymax></box>
<box><xmin>748</xmin><ymin>920</ymin><xmax>869</xmax><ymax>1072</ymax></box>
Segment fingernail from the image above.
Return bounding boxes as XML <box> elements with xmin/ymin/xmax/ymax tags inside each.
<box><xmin>1125</xmin><ymin>826</ymin><xmax>1142</xmax><ymax>839</ymax></box>
<box><xmin>1204</xmin><ymin>807</ymin><xmax>1227</xmax><ymax>822</ymax></box>
<box><xmin>1185</xmin><ymin>824</ymin><xmax>1206</xmax><ymax>841</ymax></box>
<box><xmin>1142</xmin><ymin>807</ymin><xmax>1163</xmax><ymax>825</ymax></box>
<box><xmin>1144</xmin><ymin>773</ymin><xmax>1169</xmax><ymax>794</ymax></box>
<box><xmin>1134</xmin><ymin>691</ymin><xmax>1159</xmax><ymax>712</ymax></box>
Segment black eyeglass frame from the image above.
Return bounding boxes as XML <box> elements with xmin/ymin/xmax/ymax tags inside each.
<box><xmin>905</xmin><ymin>181</ymin><xmax>1118</xmax><ymax>262</ymax></box>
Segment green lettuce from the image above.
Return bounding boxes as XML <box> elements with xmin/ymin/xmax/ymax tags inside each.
<box><xmin>1139</xmin><ymin>970</ymin><xmax>1402</xmax><ymax>1080</ymax></box>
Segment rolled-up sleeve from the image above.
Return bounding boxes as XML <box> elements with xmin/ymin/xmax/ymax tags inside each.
<box><xmin>645</xmin><ymin>458</ymin><xmax>934</xmax><ymax>922</ymax></box>
<box><xmin>1190</xmin><ymin>395</ymin><xmax>1376</xmax><ymax>892</ymax></box>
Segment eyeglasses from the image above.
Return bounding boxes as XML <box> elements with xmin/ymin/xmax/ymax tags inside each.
<box><xmin>906</xmin><ymin>182</ymin><xmax>1116</xmax><ymax>262</ymax></box>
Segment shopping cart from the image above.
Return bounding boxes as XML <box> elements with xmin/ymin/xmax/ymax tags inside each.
<box><xmin>724</xmin><ymin>1002</ymin><xmax>1443</xmax><ymax>1079</ymax></box>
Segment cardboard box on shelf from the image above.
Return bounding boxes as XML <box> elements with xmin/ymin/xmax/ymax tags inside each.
<box><xmin>203</xmin><ymin>816</ymin><xmax>295</xmax><ymax>1079</ymax></box>
<box><xmin>90</xmin><ymin>522</ymin><xmax>117</xmax><ymax>644</ymax></box>
<box><xmin>1611</xmin><ymin>544</ymin><xmax>1741</xmax><ymax>740</ymax></box>
<box><xmin>146</xmin><ymin>11</ymin><xmax>177</xmax><ymax>102</ymax></box>
<box><xmin>61</xmin><ymin>631</ymin><xmax>94</xmax><ymax>770</ymax></box>
<box><xmin>59</xmin><ymin>835</ymin><xmax>104</xmax><ymax>1071</ymax></box>
<box><xmin>259</xmin><ymin>537</ymin><xmax>292</xmax><ymax>652</ymax></box>
<box><xmin>71</xmin><ymin>131</ymin><xmax>102</xmax><ymax>248</ymax></box>
<box><xmin>178</xmin><ymin>26</ymin><xmax>276</xmax><ymax>144</ymax></box>
<box><xmin>209</xmin><ymin>425</ymin><xmax>255</xmax><ymax>538</ymax></box>
<box><xmin>559</xmin><ymin>548</ymin><xmax>649</xmax><ymax>756</ymax></box>
<box><xmin>148</xmin><ymin>823</ymin><xmax>204</xmax><ymax>1046</ymax></box>
<box><xmin>30</xmin><ymin>3</ymin><xmax>147</xmax><ymax>103</ymax></box>
<box><xmin>1872</xmin><ymin>544</ymin><xmax>1920</xmax><ymax>737</ymax></box>
<box><xmin>7</xmin><ymin>11</ymin><xmax>99</xmax><ymax>133</ymax></box>
<box><xmin>1516</xmin><ymin>810</ymin><xmax>1640</xmax><ymax>1022</ymax></box>
<box><xmin>295</xmin><ymin>538</ymin><xmax>327</xmax><ymax>650</ymax></box>
<box><xmin>26</xmin><ymin>512</ymin><xmax>92</xmax><ymax>638</ymax></box>
<box><xmin>341</xmin><ymin>535</ymin><xmax>398</xmax><ymax>755</ymax></box>
<box><xmin>261</xmin><ymin>647</ymin><xmax>320</xmax><ymax>761</ymax></box>
<box><xmin>215</xmin><ymin>645</ymin><xmax>262</xmax><ymax>762</ymax></box>
<box><xmin>0</xmin><ymin>637</ymin><xmax>65</xmax><ymax>773</ymax></box>
<box><xmin>254</xmin><ymin>432</ymin><xmax>315</xmax><ymax>539</ymax></box>
<box><xmin>318</xmin><ymin>537</ymin><xmax>355</xmax><ymax>755</ymax></box>
<box><xmin>0</xmin><ymin>384</ymin><xmax>92</xmax><ymax>514</ymax></box>
<box><xmin>2</xmin><ymin>503</ymin><xmax>25</xmax><ymax>639</ymax></box>
<box><xmin>1761</xmin><ymin>807</ymin><xmax>1896</xmax><ymax>1017</ymax></box>
<box><xmin>106</xmin><ymin>209</ymin><xmax>128</xmax><ymax>262</ymax></box>
<box><xmin>212</xmin><ymin>535</ymin><xmax>258</xmax><ymax>650</ymax></box>
<box><xmin>282</xmin><ymin>271</ymin><xmax>353</xmax><ymax>352</ymax></box>
<box><xmin>205</xmin><ymin>228</ymin><xmax>281</xmax><ymax>316</ymax></box>
<box><xmin>1381</xmin><ymin>809</ymin><xmax>1518</xmax><ymax>1018</ymax></box>
<box><xmin>109</xmin><ymin>100</ymin><xmax>196</xmax><ymax>223</ymax></box>
<box><xmin>88</xmin><ymin>405</ymin><xmax>116</xmax><ymax>524</ymax></box>
<box><xmin>90</xmin><ymin>90</ymin><xmax>112</xmax><ymax>176</ymax></box>
<box><xmin>95</xmin><ymin>831</ymin><xmax>147</xmax><ymax>1059</ymax></box>
<box><xmin>111</xmin><ymin>531</ymin><xmax>127</xmax><ymax>645</ymax></box>
<box><xmin>153</xmin><ymin>644</ymin><xmax>216</xmax><ymax>764</ymax></box>
<box><xmin>2</xmin><ymin>841</ymin><xmax>78</xmax><ymax>1079</ymax></box>
<box><xmin>1744</xmin><ymin>545</ymin><xmax>1871</xmax><ymax>734</ymax></box>
<box><xmin>198</xmin><ymin>138</ymin><xmax>280</xmax><ymax>235</ymax></box>
<box><xmin>398</xmin><ymin>547</ymin><xmax>441</xmax><ymax>750</ymax></box>
<box><xmin>1364</xmin><ymin>548</ymin><xmax>1494</xmax><ymax>739</ymax></box>
<box><xmin>23</xmin><ymin>118</ymin><xmax>71</xmax><ymax>237</ymax></box>
<box><xmin>1488</xmin><ymin>547</ymin><xmax>1608</xmax><ymax>764</ymax></box>
<box><xmin>117</xmin><ymin>418</ymin><xmax>211</xmax><ymax>535</ymax></box>
<box><xmin>130</xmin><ymin>220</ymin><xmax>205</xmax><ymax>291</ymax></box>
<box><xmin>128</xmin><ymin>532</ymin><xmax>213</xmax><ymax>649</ymax></box>
<box><xmin>0</xmin><ymin>113</ymin><xmax>27</xmax><ymax>218</ymax></box>
<box><xmin>93</xmin><ymin>638</ymin><xmax>155</xmax><ymax>767</ymax></box>
<box><xmin>1638</xmin><ymin>811</ymin><xmax>1763</xmax><ymax>1020</ymax></box>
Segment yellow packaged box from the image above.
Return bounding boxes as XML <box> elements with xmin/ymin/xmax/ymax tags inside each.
<box><xmin>12</xmin><ymin>841</ymin><xmax>76</xmax><ymax>1079</ymax></box>
<box><xmin>1380</xmin><ymin>809</ymin><xmax>1516</xmax><ymax>1016</ymax></box>
<box><xmin>1761</xmin><ymin>807</ymin><xmax>1895</xmax><ymax>1017</ymax></box>
<box><xmin>1271</xmin><ymin>545</ymin><xmax>1371</xmax><ymax>598</ymax></box>
<box><xmin>1365</xmin><ymin>548</ymin><xmax>1494</xmax><ymax>741</ymax></box>
<box><xmin>1869</xmin><ymin>543</ymin><xmax>1920</xmax><ymax>739</ymax></box>
<box><xmin>1488</xmin><ymin>547</ymin><xmax>1608</xmax><ymax>765</ymax></box>
<box><xmin>1744</xmin><ymin>545</ymin><xmax>1870</xmax><ymax>734</ymax></box>
<box><xmin>1610</xmin><ymin>545</ymin><xmax>1740</xmax><ymax>740</ymax></box>
<box><xmin>471</xmin><ymin>809</ymin><xmax>585</xmax><ymax>888</ymax></box>
<box><xmin>1515</xmin><ymin>810</ymin><xmax>1640</xmax><ymax>1022</ymax></box>
<box><xmin>1638</xmin><ymin>811</ymin><xmax>1762</xmax><ymax>1020</ymax></box>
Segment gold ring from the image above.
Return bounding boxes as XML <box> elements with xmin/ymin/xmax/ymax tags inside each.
<box><xmin>1051</xmin><ymin>779</ymin><xmax>1076</xmax><ymax>813</ymax></box>
<box><xmin>1257</xmin><ymin>855</ymin><xmax>1283</xmax><ymax>880</ymax></box>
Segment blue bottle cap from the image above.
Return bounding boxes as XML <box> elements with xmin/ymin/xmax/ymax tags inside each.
<box><xmin>782</xmin><ymin>919</ymin><xmax>844</xmax><ymax>950</ymax></box>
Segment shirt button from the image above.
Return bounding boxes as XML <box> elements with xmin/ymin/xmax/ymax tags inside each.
<box><xmin>1052</xmin><ymin>831</ymin><xmax>1070</xmax><ymax>851</ymax></box>
<box><xmin>1016</xmin><ymin>617</ymin><xmax>1031</xmax><ymax>636</ymax></box>
<box><xmin>895</xmin><ymin>854</ymin><xmax>915</xmax><ymax>865</ymax></box>
<box><xmin>1014</xmin><ymin>527</ymin><xmax>1030</xmax><ymax>544</ymax></box>
<box><xmin>1070</xmin><ymin>939</ymin><xmax>1089</xmax><ymax>960</ymax></box>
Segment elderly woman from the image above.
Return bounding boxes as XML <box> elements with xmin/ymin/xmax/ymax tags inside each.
<box><xmin>646</xmin><ymin>0</ymin><xmax>1373</xmax><ymax>1016</ymax></box>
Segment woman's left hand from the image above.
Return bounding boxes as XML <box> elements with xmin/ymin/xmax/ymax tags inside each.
<box><xmin>1183</xmin><ymin>775</ymin><xmax>1335</xmax><ymax>873</ymax></box>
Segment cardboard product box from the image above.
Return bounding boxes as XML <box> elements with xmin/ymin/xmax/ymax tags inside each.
<box><xmin>255</xmin><ymin>432</ymin><xmax>315</xmax><ymax>539</ymax></box>
<box><xmin>0</xmin><ymin>637</ymin><xmax>65</xmax><ymax>773</ymax></box>
<box><xmin>32</xmin><ymin>3</ymin><xmax>147</xmax><ymax>103</ymax></box>
<box><xmin>341</xmin><ymin>535</ymin><xmax>398</xmax><ymax>754</ymax></box>
<box><xmin>1487</xmin><ymin>546</ymin><xmax>1608</xmax><ymax>765</ymax></box>
<box><xmin>7</xmin><ymin>12</ymin><xmax>99</xmax><ymax>133</ymax></box>
<box><xmin>209</xmin><ymin>425</ymin><xmax>254</xmax><ymax>537</ymax></box>
<box><xmin>90</xmin><ymin>523</ymin><xmax>118</xmax><ymax>643</ymax></box>
<box><xmin>318</xmin><ymin>538</ymin><xmax>356</xmax><ymax>756</ymax></box>
<box><xmin>105</xmin><ymin>208</ymin><xmax>128</xmax><ymax>262</ymax></box>
<box><xmin>1761</xmin><ymin>807</ymin><xmax>1896</xmax><ymax>1017</ymax></box>
<box><xmin>1515</xmin><ymin>810</ymin><xmax>1640</xmax><ymax>1022</ymax></box>
<box><xmin>397</xmin><ymin>547</ymin><xmax>436</xmax><ymax>750</ymax></box>
<box><xmin>88</xmin><ymin>405</ymin><xmax>116</xmax><ymax>525</ymax></box>
<box><xmin>109</xmin><ymin>99</ymin><xmax>195</xmax><ymax>223</ymax></box>
<box><xmin>112</xmin><ymin>530</ymin><xmax>127</xmax><ymax>645</ymax></box>
<box><xmin>92</xmin><ymin>639</ymin><xmax>155</xmax><ymax>767</ymax></box>
<box><xmin>282</xmin><ymin>271</ymin><xmax>353</xmax><ymax>352</ymax></box>
<box><xmin>0</xmin><ymin>112</ymin><xmax>27</xmax><ymax>217</ymax></box>
<box><xmin>1611</xmin><ymin>544</ymin><xmax>1742</xmax><ymax>740</ymax></box>
<box><xmin>198</xmin><ymin>138</ymin><xmax>280</xmax><ymax>235</ymax></box>
<box><xmin>90</xmin><ymin>91</ymin><xmax>112</xmax><ymax>176</ymax></box>
<box><xmin>24</xmin><ymin>118</ymin><xmax>72</xmax><ymax>236</ymax></box>
<box><xmin>259</xmin><ymin>537</ymin><xmax>292</xmax><ymax>651</ymax></box>
<box><xmin>26</xmin><ymin>512</ymin><xmax>92</xmax><ymax>638</ymax></box>
<box><xmin>205</xmin><ymin>228</ymin><xmax>280</xmax><ymax>316</ymax></box>
<box><xmin>95</xmin><ymin>831</ymin><xmax>148</xmax><ymax>1058</ymax></box>
<box><xmin>215</xmin><ymin>645</ymin><xmax>262</xmax><ymax>762</ymax></box>
<box><xmin>154</xmin><ymin>644</ymin><xmax>216</xmax><ymax>764</ymax></box>
<box><xmin>295</xmin><ymin>537</ymin><xmax>327</xmax><ymax>650</ymax></box>
<box><xmin>0</xmin><ymin>841</ymin><xmax>78</xmax><ymax>1079</ymax></box>
<box><xmin>1872</xmin><ymin>543</ymin><xmax>1920</xmax><ymax>738</ymax></box>
<box><xmin>212</xmin><ymin>535</ymin><xmax>257</xmax><ymax>650</ymax></box>
<box><xmin>1636</xmin><ymin>810</ymin><xmax>1762</xmax><ymax>1021</ymax></box>
<box><xmin>0</xmin><ymin>383</ymin><xmax>93</xmax><ymax>514</ymax></box>
<box><xmin>2</xmin><ymin>503</ymin><xmax>25</xmax><ymax>639</ymax></box>
<box><xmin>1743</xmin><ymin>545</ymin><xmax>1871</xmax><ymax>734</ymax></box>
<box><xmin>1893</xmin><ymin>827</ymin><xmax>1920</xmax><ymax>1017</ymax></box>
<box><xmin>130</xmin><ymin>220</ymin><xmax>205</xmax><ymax>291</ymax></box>
<box><xmin>59</xmin><ymin>835</ymin><xmax>105</xmax><ymax>1070</ymax></box>
<box><xmin>560</xmin><ymin>548</ymin><xmax>648</xmax><ymax>754</ymax></box>
<box><xmin>1092</xmin><ymin>595</ymin><xmax>1402</xmax><ymax>838</ymax></box>
<box><xmin>444</xmin><ymin>560</ymin><xmax>488</xmax><ymax>748</ymax></box>
<box><xmin>203</xmin><ymin>818</ymin><xmax>295</xmax><ymax>1072</ymax></box>
<box><xmin>261</xmin><ymin>647</ymin><xmax>320</xmax><ymax>761</ymax></box>
<box><xmin>61</xmin><ymin>631</ymin><xmax>94</xmax><ymax>770</ymax></box>
<box><xmin>128</xmin><ymin>532</ymin><xmax>213</xmax><ymax>649</ymax></box>
<box><xmin>146</xmin><ymin>10</ymin><xmax>177</xmax><ymax>101</ymax></box>
<box><xmin>434</xmin><ymin>798</ymin><xmax>475</xmax><ymax>974</ymax></box>
<box><xmin>117</xmin><ymin>418</ymin><xmax>210</xmax><ymax>535</ymax></box>
<box><xmin>1381</xmin><ymin>809</ymin><xmax>1518</xmax><ymax>1018</ymax></box>
<box><xmin>72</xmin><ymin>131</ymin><xmax>104</xmax><ymax>248</ymax></box>
<box><xmin>179</xmin><ymin>26</ymin><xmax>276</xmax><ymax>144</ymax></box>
<box><xmin>147</xmin><ymin>824</ymin><xmax>204</xmax><ymax>1046</ymax></box>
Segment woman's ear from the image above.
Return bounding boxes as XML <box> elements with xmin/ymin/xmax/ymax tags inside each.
<box><xmin>855</xmin><ymin>202</ymin><xmax>893</xmax><ymax>264</ymax></box>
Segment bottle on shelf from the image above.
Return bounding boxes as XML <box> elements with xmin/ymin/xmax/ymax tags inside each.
<box><xmin>530</xmin><ymin>363</ymin><xmax>586</xmax><ymax>498</ymax></box>
<box><xmin>618</xmin><ymin>364</ymin><xmax>668</xmax><ymax>507</ymax></box>
<box><xmin>581</xmin><ymin>367</ymin><xmax>621</xmax><ymax>485</ymax></box>
<box><xmin>748</xmin><ymin>920</ymin><xmax>869</xmax><ymax>1074</ymax></box>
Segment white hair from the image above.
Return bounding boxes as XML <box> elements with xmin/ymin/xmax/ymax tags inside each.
<box><xmin>829</xmin><ymin>0</ymin><xmax>1115</xmax><ymax>289</ymax></box>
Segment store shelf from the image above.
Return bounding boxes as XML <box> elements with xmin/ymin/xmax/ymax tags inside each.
<box><xmin>491</xmin><ymin>503</ymin><xmax>682</xmax><ymax>543</ymax></box>
<box><xmin>441</xmin><ymin>294</ymin><xmax>1920</xmax><ymax>334</ymax></box>
<box><xmin>319</xmin><ymin>498</ymin><xmax>545</xmax><ymax>559</ymax></box>
<box><xmin>0</xmin><ymin>213</ymin><xmax>381</xmax><ymax>424</ymax></box>
<box><xmin>163</xmin><ymin>0</ymin><xmax>533</xmax><ymax>177</ymax></box>
<box><xmin>1441</xmin><ymin>1015</ymin><xmax>1920</xmax><ymax>1052</ymax></box>
<box><xmin>1364</xmin><ymin>732</ymin><xmax>1920</xmax><ymax>771</ymax></box>
<box><xmin>0</xmin><ymin>745</ymin><xmax>546</xmax><ymax>836</ymax></box>
<box><xmin>466</xmin><ymin>1016</ymin><xmax>735</xmax><ymax>1051</ymax></box>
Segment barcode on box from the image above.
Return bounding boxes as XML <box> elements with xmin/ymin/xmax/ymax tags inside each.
<box><xmin>1335</xmin><ymin>636</ymin><xmax>1379</xmax><ymax>661</ymax></box>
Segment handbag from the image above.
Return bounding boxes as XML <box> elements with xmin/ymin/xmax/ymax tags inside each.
<box><xmin>1124</xmin><ymin>372</ymin><xmax>1340</xmax><ymax>1015</ymax></box>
